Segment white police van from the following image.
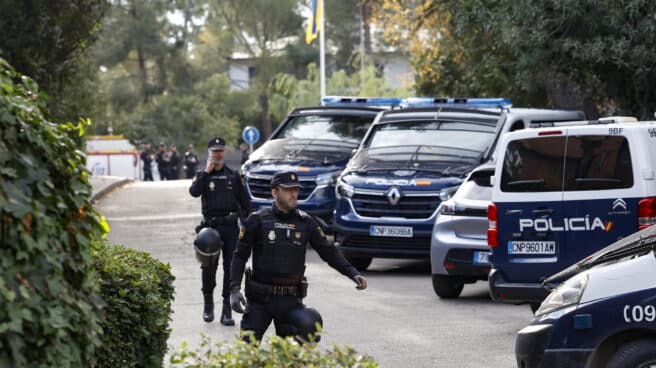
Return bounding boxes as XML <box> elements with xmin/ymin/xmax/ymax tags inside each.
<box><xmin>515</xmin><ymin>223</ymin><xmax>656</xmax><ymax>368</ymax></box>
<box><xmin>488</xmin><ymin>117</ymin><xmax>656</xmax><ymax>309</ymax></box>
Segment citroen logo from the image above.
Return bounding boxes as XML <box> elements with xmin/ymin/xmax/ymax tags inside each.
<box><xmin>387</xmin><ymin>187</ymin><xmax>402</xmax><ymax>206</ymax></box>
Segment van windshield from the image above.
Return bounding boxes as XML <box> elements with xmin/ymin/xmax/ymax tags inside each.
<box><xmin>545</xmin><ymin>224</ymin><xmax>656</xmax><ymax>284</ymax></box>
<box><xmin>273</xmin><ymin>114</ymin><xmax>372</xmax><ymax>144</ymax></box>
<box><xmin>363</xmin><ymin>120</ymin><xmax>496</xmax><ymax>152</ymax></box>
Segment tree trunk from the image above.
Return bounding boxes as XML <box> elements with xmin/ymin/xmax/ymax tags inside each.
<box><xmin>362</xmin><ymin>3</ymin><xmax>372</xmax><ymax>55</ymax></box>
<box><xmin>130</xmin><ymin>0</ymin><xmax>150</xmax><ymax>104</ymax></box>
<box><xmin>259</xmin><ymin>93</ymin><xmax>272</xmax><ymax>138</ymax></box>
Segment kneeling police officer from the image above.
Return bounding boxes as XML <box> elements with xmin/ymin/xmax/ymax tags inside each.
<box><xmin>229</xmin><ymin>171</ymin><xmax>367</xmax><ymax>343</ymax></box>
<box><xmin>190</xmin><ymin>137</ymin><xmax>252</xmax><ymax>326</ymax></box>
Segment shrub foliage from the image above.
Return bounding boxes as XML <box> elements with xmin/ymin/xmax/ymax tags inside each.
<box><xmin>92</xmin><ymin>243</ymin><xmax>175</xmax><ymax>368</ymax></box>
<box><xmin>170</xmin><ymin>335</ymin><xmax>380</xmax><ymax>368</ymax></box>
<box><xmin>0</xmin><ymin>57</ymin><xmax>105</xmax><ymax>367</ymax></box>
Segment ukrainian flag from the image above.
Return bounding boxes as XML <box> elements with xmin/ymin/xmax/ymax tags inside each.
<box><xmin>305</xmin><ymin>0</ymin><xmax>322</xmax><ymax>44</ymax></box>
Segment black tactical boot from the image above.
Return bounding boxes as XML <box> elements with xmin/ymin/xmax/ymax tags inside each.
<box><xmin>220</xmin><ymin>299</ymin><xmax>235</xmax><ymax>326</ymax></box>
<box><xmin>203</xmin><ymin>294</ymin><xmax>214</xmax><ymax>322</ymax></box>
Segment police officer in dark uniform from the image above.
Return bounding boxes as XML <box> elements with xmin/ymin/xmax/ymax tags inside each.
<box><xmin>184</xmin><ymin>144</ymin><xmax>199</xmax><ymax>179</ymax></box>
<box><xmin>140</xmin><ymin>143</ymin><xmax>153</xmax><ymax>181</ymax></box>
<box><xmin>229</xmin><ymin>171</ymin><xmax>368</xmax><ymax>343</ymax></box>
<box><xmin>189</xmin><ymin>137</ymin><xmax>252</xmax><ymax>325</ymax></box>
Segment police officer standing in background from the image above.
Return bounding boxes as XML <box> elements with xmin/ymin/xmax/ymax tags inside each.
<box><xmin>229</xmin><ymin>171</ymin><xmax>367</xmax><ymax>343</ymax></box>
<box><xmin>155</xmin><ymin>143</ymin><xmax>168</xmax><ymax>180</ymax></box>
<box><xmin>189</xmin><ymin>137</ymin><xmax>252</xmax><ymax>325</ymax></box>
<box><xmin>169</xmin><ymin>145</ymin><xmax>180</xmax><ymax>180</ymax></box>
<box><xmin>184</xmin><ymin>144</ymin><xmax>199</xmax><ymax>179</ymax></box>
<box><xmin>140</xmin><ymin>143</ymin><xmax>153</xmax><ymax>181</ymax></box>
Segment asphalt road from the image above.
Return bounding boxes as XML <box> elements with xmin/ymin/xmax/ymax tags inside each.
<box><xmin>95</xmin><ymin>179</ymin><xmax>531</xmax><ymax>368</ymax></box>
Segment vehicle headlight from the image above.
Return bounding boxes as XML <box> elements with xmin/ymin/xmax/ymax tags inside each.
<box><xmin>439</xmin><ymin>185</ymin><xmax>460</xmax><ymax>201</ymax></box>
<box><xmin>336</xmin><ymin>181</ymin><xmax>355</xmax><ymax>199</ymax></box>
<box><xmin>535</xmin><ymin>273</ymin><xmax>588</xmax><ymax>317</ymax></box>
<box><xmin>316</xmin><ymin>171</ymin><xmax>341</xmax><ymax>186</ymax></box>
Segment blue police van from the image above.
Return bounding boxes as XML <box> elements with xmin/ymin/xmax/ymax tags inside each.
<box><xmin>240</xmin><ymin>97</ymin><xmax>401</xmax><ymax>229</ymax></box>
<box><xmin>488</xmin><ymin>118</ymin><xmax>655</xmax><ymax>309</ymax></box>
<box><xmin>515</xmin><ymin>223</ymin><xmax>656</xmax><ymax>368</ymax></box>
<box><xmin>333</xmin><ymin>98</ymin><xmax>513</xmax><ymax>270</ymax></box>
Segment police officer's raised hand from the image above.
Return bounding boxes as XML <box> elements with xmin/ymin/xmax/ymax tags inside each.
<box><xmin>230</xmin><ymin>287</ymin><xmax>247</xmax><ymax>313</ymax></box>
<box><xmin>354</xmin><ymin>275</ymin><xmax>368</xmax><ymax>290</ymax></box>
<box><xmin>204</xmin><ymin>154</ymin><xmax>215</xmax><ymax>173</ymax></box>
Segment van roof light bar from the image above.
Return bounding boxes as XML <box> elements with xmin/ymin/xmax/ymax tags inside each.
<box><xmin>400</xmin><ymin>97</ymin><xmax>512</xmax><ymax>109</ymax></box>
<box><xmin>320</xmin><ymin>96</ymin><xmax>403</xmax><ymax>107</ymax></box>
<box><xmin>529</xmin><ymin>116</ymin><xmax>638</xmax><ymax>128</ymax></box>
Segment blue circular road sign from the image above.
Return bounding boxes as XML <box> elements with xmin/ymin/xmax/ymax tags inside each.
<box><xmin>242</xmin><ymin>126</ymin><xmax>260</xmax><ymax>145</ymax></box>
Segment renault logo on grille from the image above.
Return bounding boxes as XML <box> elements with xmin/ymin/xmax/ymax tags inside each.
<box><xmin>386</xmin><ymin>187</ymin><xmax>402</xmax><ymax>206</ymax></box>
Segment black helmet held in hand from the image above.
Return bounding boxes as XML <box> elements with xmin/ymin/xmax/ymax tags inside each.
<box><xmin>288</xmin><ymin>307</ymin><xmax>323</xmax><ymax>343</ymax></box>
<box><xmin>194</xmin><ymin>227</ymin><xmax>223</xmax><ymax>267</ymax></box>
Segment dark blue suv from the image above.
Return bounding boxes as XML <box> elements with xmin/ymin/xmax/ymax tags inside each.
<box><xmin>334</xmin><ymin>98</ymin><xmax>511</xmax><ymax>270</ymax></box>
<box><xmin>240</xmin><ymin>97</ymin><xmax>401</xmax><ymax>229</ymax></box>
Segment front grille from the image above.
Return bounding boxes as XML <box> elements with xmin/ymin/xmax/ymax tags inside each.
<box><xmin>351</xmin><ymin>192</ymin><xmax>440</xmax><ymax>219</ymax></box>
<box><xmin>247</xmin><ymin>176</ymin><xmax>316</xmax><ymax>200</ymax></box>
<box><xmin>343</xmin><ymin>235</ymin><xmax>431</xmax><ymax>251</ymax></box>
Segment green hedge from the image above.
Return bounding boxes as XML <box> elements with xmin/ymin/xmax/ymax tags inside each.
<box><xmin>0</xmin><ymin>57</ymin><xmax>105</xmax><ymax>366</ymax></box>
<box><xmin>92</xmin><ymin>243</ymin><xmax>175</xmax><ymax>368</ymax></box>
<box><xmin>169</xmin><ymin>335</ymin><xmax>379</xmax><ymax>368</ymax></box>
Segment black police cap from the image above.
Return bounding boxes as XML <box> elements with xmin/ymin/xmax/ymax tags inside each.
<box><xmin>271</xmin><ymin>171</ymin><xmax>302</xmax><ymax>188</ymax></box>
<box><xmin>207</xmin><ymin>137</ymin><xmax>226</xmax><ymax>151</ymax></box>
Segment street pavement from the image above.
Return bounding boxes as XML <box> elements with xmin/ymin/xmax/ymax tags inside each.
<box><xmin>94</xmin><ymin>179</ymin><xmax>531</xmax><ymax>368</ymax></box>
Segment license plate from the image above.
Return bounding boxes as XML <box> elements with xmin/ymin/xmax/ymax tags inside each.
<box><xmin>508</xmin><ymin>241</ymin><xmax>556</xmax><ymax>255</ymax></box>
<box><xmin>472</xmin><ymin>251</ymin><xmax>491</xmax><ymax>265</ymax></box>
<box><xmin>369</xmin><ymin>225</ymin><xmax>413</xmax><ymax>238</ymax></box>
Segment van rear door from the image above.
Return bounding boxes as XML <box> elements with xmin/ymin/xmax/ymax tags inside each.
<box><xmin>561</xmin><ymin>130</ymin><xmax>639</xmax><ymax>267</ymax></box>
<box><xmin>494</xmin><ymin>134</ymin><xmax>567</xmax><ymax>284</ymax></box>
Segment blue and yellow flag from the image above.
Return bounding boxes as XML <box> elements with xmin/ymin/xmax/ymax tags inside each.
<box><xmin>305</xmin><ymin>0</ymin><xmax>322</xmax><ymax>44</ymax></box>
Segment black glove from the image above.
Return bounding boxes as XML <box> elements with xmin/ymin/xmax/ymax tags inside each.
<box><xmin>230</xmin><ymin>287</ymin><xmax>247</xmax><ymax>314</ymax></box>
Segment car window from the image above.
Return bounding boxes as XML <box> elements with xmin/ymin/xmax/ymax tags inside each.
<box><xmin>457</xmin><ymin>171</ymin><xmax>493</xmax><ymax>200</ymax></box>
<box><xmin>501</xmin><ymin>136</ymin><xmax>566</xmax><ymax>192</ymax></box>
<box><xmin>563</xmin><ymin>135</ymin><xmax>633</xmax><ymax>191</ymax></box>
<box><xmin>274</xmin><ymin>115</ymin><xmax>372</xmax><ymax>144</ymax></box>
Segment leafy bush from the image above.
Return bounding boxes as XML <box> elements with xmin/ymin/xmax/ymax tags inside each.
<box><xmin>0</xmin><ymin>58</ymin><xmax>106</xmax><ymax>366</ymax></box>
<box><xmin>92</xmin><ymin>243</ymin><xmax>175</xmax><ymax>368</ymax></box>
<box><xmin>169</xmin><ymin>335</ymin><xmax>379</xmax><ymax>368</ymax></box>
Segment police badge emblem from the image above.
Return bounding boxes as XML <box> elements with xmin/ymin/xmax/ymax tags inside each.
<box><xmin>268</xmin><ymin>230</ymin><xmax>276</xmax><ymax>241</ymax></box>
<box><xmin>209</xmin><ymin>181</ymin><xmax>215</xmax><ymax>191</ymax></box>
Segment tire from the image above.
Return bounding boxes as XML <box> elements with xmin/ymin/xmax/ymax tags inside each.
<box><xmin>607</xmin><ymin>339</ymin><xmax>656</xmax><ymax>368</ymax></box>
<box><xmin>432</xmin><ymin>275</ymin><xmax>464</xmax><ymax>298</ymax></box>
<box><xmin>345</xmin><ymin>255</ymin><xmax>372</xmax><ymax>271</ymax></box>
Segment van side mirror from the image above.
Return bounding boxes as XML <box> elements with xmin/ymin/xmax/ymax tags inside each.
<box><xmin>351</xmin><ymin>148</ymin><xmax>357</xmax><ymax>156</ymax></box>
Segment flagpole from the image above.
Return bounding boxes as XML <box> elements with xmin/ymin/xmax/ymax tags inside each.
<box><xmin>319</xmin><ymin>0</ymin><xmax>326</xmax><ymax>98</ymax></box>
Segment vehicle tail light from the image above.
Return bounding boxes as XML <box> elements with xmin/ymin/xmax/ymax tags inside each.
<box><xmin>638</xmin><ymin>197</ymin><xmax>656</xmax><ymax>230</ymax></box>
<box><xmin>487</xmin><ymin>203</ymin><xmax>498</xmax><ymax>248</ymax></box>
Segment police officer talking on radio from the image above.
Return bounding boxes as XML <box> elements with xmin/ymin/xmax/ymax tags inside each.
<box><xmin>229</xmin><ymin>171</ymin><xmax>367</xmax><ymax>343</ymax></box>
<box><xmin>189</xmin><ymin>137</ymin><xmax>252</xmax><ymax>326</ymax></box>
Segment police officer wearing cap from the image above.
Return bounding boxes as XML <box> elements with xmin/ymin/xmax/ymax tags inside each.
<box><xmin>229</xmin><ymin>171</ymin><xmax>368</xmax><ymax>343</ymax></box>
<box><xmin>190</xmin><ymin>137</ymin><xmax>252</xmax><ymax>325</ymax></box>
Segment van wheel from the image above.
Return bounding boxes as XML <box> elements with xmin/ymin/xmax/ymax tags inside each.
<box><xmin>345</xmin><ymin>255</ymin><xmax>372</xmax><ymax>271</ymax></box>
<box><xmin>432</xmin><ymin>275</ymin><xmax>464</xmax><ymax>298</ymax></box>
<box><xmin>529</xmin><ymin>303</ymin><xmax>541</xmax><ymax>314</ymax></box>
<box><xmin>606</xmin><ymin>339</ymin><xmax>656</xmax><ymax>368</ymax></box>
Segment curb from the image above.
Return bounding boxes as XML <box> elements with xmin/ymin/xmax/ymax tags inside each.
<box><xmin>90</xmin><ymin>178</ymin><xmax>133</xmax><ymax>203</ymax></box>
